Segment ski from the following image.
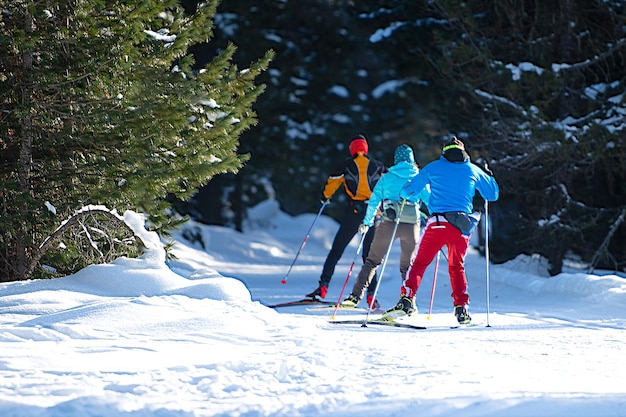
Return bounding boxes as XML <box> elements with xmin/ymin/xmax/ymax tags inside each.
<box><xmin>449</xmin><ymin>322</ymin><xmax>484</xmax><ymax>329</ymax></box>
<box><xmin>266</xmin><ymin>298</ymin><xmax>335</xmax><ymax>308</ymax></box>
<box><xmin>307</xmin><ymin>305</ymin><xmax>385</xmax><ymax>314</ymax></box>
<box><xmin>329</xmin><ymin>317</ymin><xmax>484</xmax><ymax>330</ymax></box>
<box><xmin>328</xmin><ymin>317</ymin><xmax>426</xmax><ymax>329</ymax></box>
<box><xmin>364</xmin><ymin>319</ymin><xmax>428</xmax><ymax>330</ymax></box>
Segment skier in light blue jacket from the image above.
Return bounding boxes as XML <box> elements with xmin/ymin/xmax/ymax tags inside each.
<box><xmin>341</xmin><ymin>144</ymin><xmax>430</xmax><ymax>309</ymax></box>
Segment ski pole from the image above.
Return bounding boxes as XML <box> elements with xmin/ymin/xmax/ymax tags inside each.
<box><xmin>362</xmin><ymin>200</ymin><xmax>406</xmax><ymax>326</ymax></box>
<box><xmin>484</xmin><ymin>197</ymin><xmax>491</xmax><ymax>327</ymax></box>
<box><xmin>426</xmin><ymin>250</ymin><xmax>441</xmax><ymax>320</ymax></box>
<box><xmin>281</xmin><ymin>201</ymin><xmax>329</xmax><ymax>284</ymax></box>
<box><xmin>330</xmin><ymin>231</ymin><xmax>367</xmax><ymax>319</ymax></box>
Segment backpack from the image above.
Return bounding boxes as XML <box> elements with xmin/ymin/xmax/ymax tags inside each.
<box><xmin>439</xmin><ymin>212</ymin><xmax>481</xmax><ymax>236</ymax></box>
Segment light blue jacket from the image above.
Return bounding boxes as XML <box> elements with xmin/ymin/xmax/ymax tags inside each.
<box><xmin>363</xmin><ymin>161</ymin><xmax>430</xmax><ymax>226</ymax></box>
<box><xmin>400</xmin><ymin>156</ymin><xmax>499</xmax><ymax>214</ymax></box>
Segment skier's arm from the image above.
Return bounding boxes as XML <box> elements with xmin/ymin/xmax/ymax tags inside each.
<box><xmin>400</xmin><ymin>172</ymin><xmax>428</xmax><ymax>203</ymax></box>
<box><xmin>475</xmin><ymin>170</ymin><xmax>499</xmax><ymax>202</ymax></box>
<box><xmin>321</xmin><ymin>175</ymin><xmax>344</xmax><ymax>200</ymax></box>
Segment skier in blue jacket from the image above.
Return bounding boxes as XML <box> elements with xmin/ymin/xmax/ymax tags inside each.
<box><xmin>386</xmin><ymin>136</ymin><xmax>499</xmax><ymax>324</ymax></box>
<box><xmin>341</xmin><ymin>144</ymin><xmax>430</xmax><ymax>309</ymax></box>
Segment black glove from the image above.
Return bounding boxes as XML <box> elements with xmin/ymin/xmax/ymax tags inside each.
<box><xmin>476</xmin><ymin>162</ymin><xmax>493</xmax><ymax>177</ymax></box>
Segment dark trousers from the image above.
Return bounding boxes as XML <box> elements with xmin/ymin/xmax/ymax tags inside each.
<box><xmin>319</xmin><ymin>203</ymin><xmax>378</xmax><ymax>294</ymax></box>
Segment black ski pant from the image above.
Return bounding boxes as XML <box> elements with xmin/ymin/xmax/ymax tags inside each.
<box><xmin>318</xmin><ymin>202</ymin><xmax>378</xmax><ymax>294</ymax></box>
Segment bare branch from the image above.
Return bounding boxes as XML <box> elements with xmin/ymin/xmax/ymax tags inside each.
<box><xmin>588</xmin><ymin>206</ymin><xmax>626</xmax><ymax>273</ymax></box>
<box><xmin>29</xmin><ymin>208</ymin><xmax>145</xmax><ymax>277</ymax></box>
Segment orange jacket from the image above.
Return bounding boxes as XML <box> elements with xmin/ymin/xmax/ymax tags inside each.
<box><xmin>322</xmin><ymin>152</ymin><xmax>386</xmax><ymax>202</ymax></box>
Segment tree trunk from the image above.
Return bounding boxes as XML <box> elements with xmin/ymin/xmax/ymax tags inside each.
<box><xmin>558</xmin><ymin>0</ymin><xmax>576</xmax><ymax>118</ymax></box>
<box><xmin>15</xmin><ymin>11</ymin><xmax>35</xmax><ymax>281</ymax></box>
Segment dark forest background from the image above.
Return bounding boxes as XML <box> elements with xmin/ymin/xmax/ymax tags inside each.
<box><xmin>2</xmin><ymin>0</ymin><xmax>624</xmax><ymax>280</ymax></box>
<box><xmin>177</xmin><ymin>0</ymin><xmax>626</xmax><ymax>275</ymax></box>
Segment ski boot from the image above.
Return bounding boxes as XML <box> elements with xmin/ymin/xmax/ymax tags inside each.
<box><xmin>305</xmin><ymin>285</ymin><xmax>328</xmax><ymax>300</ymax></box>
<box><xmin>383</xmin><ymin>295</ymin><xmax>417</xmax><ymax>320</ymax></box>
<box><xmin>454</xmin><ymin>305</ymin><xmax>471</xmax><ymax>324</ymax></box>
<box><xmin>340</xmin><ymin>294</ymin><xmax>360</xmax><ymax>308</ymax></box>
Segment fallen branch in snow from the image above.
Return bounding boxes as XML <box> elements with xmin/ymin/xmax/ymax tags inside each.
<box><xmin>588</xmin><ymin>206</ymin><xmax>626</xmax><ymax>273</ymax></box>
<box><xmin>29</xmin><ymin>208</ymin><xmax>146</xmax><ymax>278</ymax></box>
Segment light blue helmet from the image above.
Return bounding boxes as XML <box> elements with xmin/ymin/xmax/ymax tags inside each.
<box><xmin>394</xmin><ymin>144</ymin><xmax>415</xmax><ymax>164</ymax></box>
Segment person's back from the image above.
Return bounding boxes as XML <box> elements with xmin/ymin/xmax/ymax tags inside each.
<box><xmin>402</xmin><ymin>137</ymin><xmax>498</xmax><ymax>215</ymax></box>
<box><xmin>322</xmin><ymin>138</ymin><xmax>385</xmax><ymax>206</ymax></box>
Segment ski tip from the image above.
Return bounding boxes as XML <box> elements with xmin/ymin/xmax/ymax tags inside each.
<box><xmin>280</xmin><ymin>279</ymin><xmax>287</xmax><ymax>285</ymax></box>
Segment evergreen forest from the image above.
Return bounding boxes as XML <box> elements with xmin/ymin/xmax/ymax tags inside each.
<box><xmin>1</xmin><ymin>0</ymin><xmax>625</xmax><ymax>281</ymax></box>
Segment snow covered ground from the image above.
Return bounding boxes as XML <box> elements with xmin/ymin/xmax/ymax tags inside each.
<box><xmin>0</xmin><ymin>200</ymin><xmax>625</xmax><ymax>417</ymax></box>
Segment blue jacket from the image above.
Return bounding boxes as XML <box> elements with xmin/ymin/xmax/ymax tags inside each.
<box><xmin>400</xmin><ymin>156</ymin><xmax>499</xmax><ymax>214</ymax></box>
<box><xmin>363</xmin><ymin>161</ymin><xmax>430</xmax><ymax>226</ymax></box>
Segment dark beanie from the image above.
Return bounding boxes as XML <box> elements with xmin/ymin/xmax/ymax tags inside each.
<box><xmin>442</xmin><ymin>136</ymin><xmax>469</xmax><ymax>162</ymax></box>
<box><xmin>349</xmin><ymin>135</ymin><xmax>368</xmax><ymax>156</ymax></box>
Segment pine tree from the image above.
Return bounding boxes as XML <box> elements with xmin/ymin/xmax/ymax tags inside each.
<box><xmin>178</xmin><ymin>0</ymin><xmax>442</xmax><ymax>226</ymax></box>
<box><xmin>364</xmin><ymin>0</ymin><xmax>626</xmax><ymax>273</ymax></box>
<box><xmin>0</xmin><ymin>0</ymin><xmax>272</xmax><ymax>281</ymax></box>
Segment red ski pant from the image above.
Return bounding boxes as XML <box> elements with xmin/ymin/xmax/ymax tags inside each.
<box><xmin>402</xmin><ymin>220</ymin><xmax>470</xmax><ymax>306</ymax></box>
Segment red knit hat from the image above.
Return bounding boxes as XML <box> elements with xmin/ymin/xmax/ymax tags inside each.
<box><xmin>349</xmin><ymin>135</ymin><xmax>368</xmax><ymax>156</ymax></box>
